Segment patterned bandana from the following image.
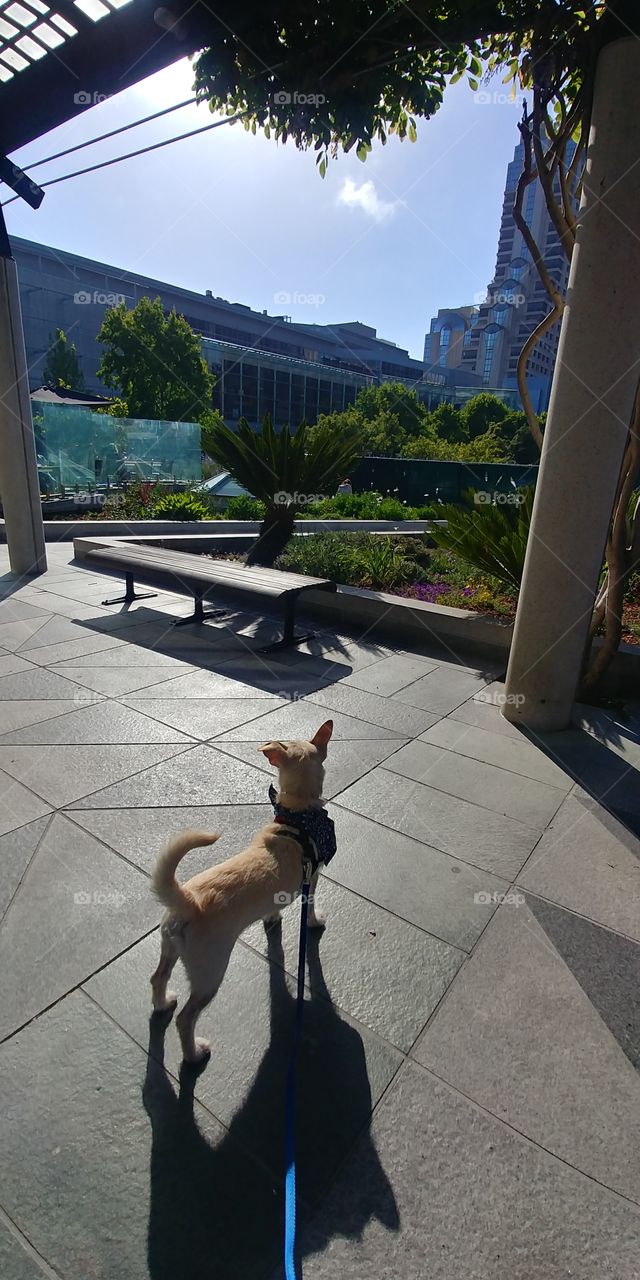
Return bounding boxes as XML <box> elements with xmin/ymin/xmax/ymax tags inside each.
<box><xmin>268</xmin><ymin>784</ymin><xmax>337</xmax><ymax>869</ymax></box>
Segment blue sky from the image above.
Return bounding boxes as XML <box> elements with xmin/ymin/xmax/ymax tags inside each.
<box><xmin>7</xmin><ymin>58</ymin><xmax>524</xmax><ymax>360</ymax></box>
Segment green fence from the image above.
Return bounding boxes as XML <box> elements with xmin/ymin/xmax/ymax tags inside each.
<box><xmin>351</xmin><ymin>456</ymin><xmax>538</xmax><ymax>505</ymax></box>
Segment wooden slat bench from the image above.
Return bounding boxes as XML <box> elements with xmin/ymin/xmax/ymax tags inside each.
<box><xmin>73</xmin><ymin>538</ymin><xmax>336</xmax><ymax>652</ymax></box>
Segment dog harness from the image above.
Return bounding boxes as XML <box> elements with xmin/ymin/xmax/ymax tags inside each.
<box><xmin>268</xmin><ymin>783</ymin><xmax>337</xmax><ymax>874</ymax></box>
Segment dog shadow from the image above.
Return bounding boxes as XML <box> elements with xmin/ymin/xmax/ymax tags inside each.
<box><xmin>143</xmin><ymin>928</ymin><xmax>399</xmax><ymax>1279</ymax></box>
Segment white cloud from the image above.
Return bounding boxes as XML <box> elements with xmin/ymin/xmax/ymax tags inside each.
<box><xmin>337</xmin><ymin>178</ymin><xmax>398</xmax><ymax>223</ymax></box>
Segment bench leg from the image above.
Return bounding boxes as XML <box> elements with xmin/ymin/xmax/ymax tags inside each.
<box><xmin>171</xmin><ymin>589</ymin><xmax>227</xmax><ymax>627</ymax></box>
<box><xmin>260</xmin><ymin>594</ymin><xmax>315</xmax><ymax>654</ymax></box>
<box><xmin>102</xmin><ymin>572</ymin><xmax>157</xmax><ymax>607</ymax></box>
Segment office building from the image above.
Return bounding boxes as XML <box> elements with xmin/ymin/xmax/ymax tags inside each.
<box><xmin>423</xmin><ymin>135</ymin><xmax>577</xmax><ymax>412</ymax></box>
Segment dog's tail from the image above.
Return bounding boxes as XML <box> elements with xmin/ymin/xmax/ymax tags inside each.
<box><xmin>152</xmin><ymin>831</ymin><xmax>220</xmax><ymax>920</ymax></box>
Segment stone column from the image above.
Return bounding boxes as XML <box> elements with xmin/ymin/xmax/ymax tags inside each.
<box><xmin>504</xmin><ymin>36</ymin><xmax>640</xmax><ymax>730</ymax></box>
<box><xmin>0</xmin><ymin>244</ymin><xmax>47</xmax><ymax>577</ymax></box>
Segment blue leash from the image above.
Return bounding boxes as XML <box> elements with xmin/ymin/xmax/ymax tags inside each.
<box><xmin>284</xmin><ymin>875</ymin><xmax>311</xmax><ymax>1280</ymax></box>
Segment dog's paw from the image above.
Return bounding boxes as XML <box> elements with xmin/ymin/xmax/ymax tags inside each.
<box><xmin>153</xmin><ymin>991</ymin><xmax>178</xmax><ymax>1014</ymax></box>
<box><xmin>263</xmin><ymin>913</ymin><xmax>282</xmax><ymax>931</ymax></box>
<box><xmin>184</xmin><ymin>1038</ymin><xmax>211</xmax><ymax>1066</ymax></box>
<box><xmin>307</xmin><ymin>913</ymin><xmax>326</xmax><ymax>931</ymax></box>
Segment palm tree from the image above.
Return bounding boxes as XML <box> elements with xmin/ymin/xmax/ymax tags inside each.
<box><xmin>202</xmin><ymin>414</ymin><xmax>362</xmax><ymax>565</ymax></box>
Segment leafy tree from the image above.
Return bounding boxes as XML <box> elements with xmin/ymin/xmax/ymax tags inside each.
<box><xmin>43</xmin><ymin>328</ymin><xmax>84</xmax><ymax>390</ymax></box>
<box><xmin>402</xmin><ymin>426</ymin><xmax>507</xmax><ymax>463</ymax></box>
<box><xmin>203</xmin><ymin>413</ymin><xmax>362</xmax><ymax>565</ymax></box>
<box><xmin>425</xmin><ymin>402</ymin><xmax>466</xmax><ymax>444</ymax></box>
<box><xmin>460</xmin><ymin>393</ymin><xmax>510</xmax><ymax>440</ymax></box>
<box><xmin>97</xmin><ymin>297</ymin><xmax>214</xmax><ymax>422</ymax></box>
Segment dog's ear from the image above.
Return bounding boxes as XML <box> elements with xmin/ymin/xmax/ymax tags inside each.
<box><xmin>311</xmin><ymin>720</ymin><xmax>333</xmax><ymax>748</ymax></box>
<box><xmin>259</xmin><ymin>740</ymin><xmax>288</xmax><ymax>767</ymax></box>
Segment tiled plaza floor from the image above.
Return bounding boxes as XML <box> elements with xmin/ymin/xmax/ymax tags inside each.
<box><xmin>0</xmin><ymin>542</ymin><xmax>639</xmax><ymax>1279</ymax></box>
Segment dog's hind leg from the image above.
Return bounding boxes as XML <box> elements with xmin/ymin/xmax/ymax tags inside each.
<box><xmin>176</xmin><ymin>990</ymin><xmax>217</xmax><ymax>1064</ymax></box>
<box><xmin>151</xmin><ymin>930</ymin><xmax>179</xmax><ymax>1013</ymax></box>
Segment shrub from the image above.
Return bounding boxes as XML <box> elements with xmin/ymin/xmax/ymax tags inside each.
<box><xmin>151</xmin><ymin>492</ymin><xmax>210</xmax><ymax>521</ymax></box>
<box><xmin>302</xmin><ymin>490</ymin><xmax>439</xmax><ymax>521</ymax></box>
<box><xmin>224</xmin><ymin>495</ymin><xmax>266</xmax><ymax>520</ymax></box>
<box><xmin>102</xmin><ymin>481</ymin><xmax>163</xmax><ymax>520</ymax></box>
<box><xmin>430</xmin><ymin>488</ymin><xmax>534</xmax><ymax>589</ymax></box>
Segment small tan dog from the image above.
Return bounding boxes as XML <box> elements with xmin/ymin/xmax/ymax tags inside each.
<box><xmin>150</xmin><ymin>719</ymin><xmax>334</xmax><ymax>1064</ymax></box>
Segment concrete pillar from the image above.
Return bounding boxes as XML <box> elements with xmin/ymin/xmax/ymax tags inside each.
<box><xmin>0</xmin><ymin>246</ymin><xmax>47</xmax><ymax>577</ymax></box>
<box><xmin>504</xmin><ymin>36</ymin><xmax>640</xmax><ymax>730</ymax></box>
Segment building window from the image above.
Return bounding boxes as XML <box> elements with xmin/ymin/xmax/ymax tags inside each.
<box><xmin>423</xmin><ymin>335</ymin><xmax>431</xmax><ymax>362</ymax></box>
<box><xmin>482</xmin><ymin>331</ymin><xmax>498</xmax><ymax>384</ymax></box>
<box><xmin>438</xmin><ymin>327</ymin><xmax>451</xmax><ymax>367</ymax></box>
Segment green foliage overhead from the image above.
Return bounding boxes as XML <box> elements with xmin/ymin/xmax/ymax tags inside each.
<box><xmin>430</xmin><ymin>487</ymin><xmax>535</xmax><ymax>589</ymax></box>
<box><xmin>43</xmin><ymin>328</ymin><xmax>85</xmax><ymax>391</ymax></box>
<box><xmin>97</xmin><ymin>297</ymin><xmax>214</xmax><ymax>423</ymax></box>
<box><xmin>192</xmin><ymin>3</ymin><xmax>621</xmax><ymax>172</ymax></box>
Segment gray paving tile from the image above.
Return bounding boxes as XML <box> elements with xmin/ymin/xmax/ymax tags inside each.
<box><xmin>0</xmin><ymin>814</ymin><xmax>157</xmax><ymax>1039</ymax></box>
<box><xmin>10</xmin><ymin>591</ymin><xmax>110</xmax><ymax>620</ymax></box>
<box><xmin>67</xmin><ymin>744</ymin><xmax>269</xmax><ymax>809</ymax></box>
<box><xmin>299</xmin><ymin>1061</ymin><xmax>640</xmax><ymax>1280</ymax></box>
<box><xmin>449</xmin><ymin>694</ymin><xmax>531</xmax><ymax>738</ymax></box>
<box><xmin>572</xmin><ymin>704</ymin><xmax>640</xmax><ymax>768</ymax></box>
<box><xmin>215</xmin><ymin>737</ymin><xmax>405</xmax><ymax>799</ymax></box>
<box><xmin>305</xmin><ymin>683</ymin><xmax>438</xmax><ymax>736</ymax></box>
<box><xmin>217</xmin><ymin>702</ymin><xmax>406</xmax><ymax>743</ymax></box>
<box><xmin>0</xmin><ymin>771</ymin><xmax>52</xmax><ymax>837</ymax></box>
<box><xmin>246</xmin><ymin>878</ymin><xmax>463</xmax><ymax>1050</ymax></box>
<box><xmin>17</xmin><ymin>615</ymin><xmax>123</xmax><ymax>654</ymax></box>
<box><xmin>420</xmin><ymin>716</ymin><xmax>573</xmax><ymax>789</ymax></box>
<box><xmin>326</xmin><ymin>806</ymin><xmax>508</xmax><ymax>950</ymax></box>
<box><xmin>47</xmin><ymin>663</ymin><xmax>190</xmax><ymax>696</ymax></box>
<box><xmin>0</xmin><ymin>666</ymin><xmax>87</xmax><ymax>700</ymax></box>
<box><xmin>0</xmin><ymin>700</ymin><xmax>195</xmax><ymax>746</ymax></box>
<box><xmin>0</xmin><ymin>743</ymin><xmax>189</xmax><ymax>807</ymax></box>
<box><xmin>391</xmin><ymin>665</ymin><xmax>492</xmax><ymax>714</ymax></box>
<box><xmin>0</xmin><ymin>990</ymin><xmax>280</xmax><ymax>1280</ymax></box>
<box><xmin>0</xmin><ymin>598</ymin><xmax>51</xmax><ymax>625</ymax></box>
<box><xmin>338</xmin><ymin>767</ymin><xmax>540</xmax><ymax>879</ymax></box>
<box><xmin>69</xmin><ymin>803</ymin><xmax>272</xmax><ymax>873</ymax></box>
<box><xmin>0</xmin><ymin>699</ymin><xmax>83</xmax><ymax>736</ymax></box>
<box><xmin>17</xmin><ymin>633</ymin><xmax>130</xmax><ymax>667</ymax></box>
<box><xmin>343</xmin><ymin>652</ymin><xmax>439</xmax><ymax>696</ymax></box>
<box><xmin>0</xmin><ymin>815</ymin><xmax>49</xmax><ymax>921</ymax></box>
<box><xmin>413</xmin><ymin>899</ymin><xmax>640</xmax><ymax>1204</ymax></box>
<box><xmin>0</xmin><ymin>654</ymin><xmax>34</xmax><ymax>679</ymax></box>
<box><xmin>0</xmin><ymin>1218</ymin><xmax>47</xmax><ymax>1280</ymax></box>
<box><xmin>122</xmin><ymin>696</ymin><xmax>287</xmax><ymax>740</ymax></box>
<box><xmin>518</xmin><ymin>789</ymin><xmax>640</xmax><ymax>942</ymax></box>
<box><xmin>0</xmin><ymin>615</ymin><xmax>52</xmax><ymax>652</ymax></box>
<box><xmin>384</xmin><ymin>739</ymin><xmax>566</xmax><ymax>828</ymax></box>
<box><xmin>85</xmin><ymin>931</ymin><xmax>403</xmax><ymax>1205</ymax></box>
<box><xmin>51</xmin><ymin>642</ymin><xmax>194</xmax><ymax>668</ymax></box>
<box><xmin>126</xmin><ymin>665</ymin><xmax>320</xmax><ymax>700</ymax></box>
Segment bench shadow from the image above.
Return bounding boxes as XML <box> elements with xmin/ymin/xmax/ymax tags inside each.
<box><xmin>142</xmin><ymin>927</ymin><xmax>399</xmax><ymax>1280</ymax></box>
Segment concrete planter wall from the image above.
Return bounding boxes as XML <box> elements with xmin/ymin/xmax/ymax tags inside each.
<box><xmin>1</xmin><ymin>517</ymin><xmax>439</xmax><ymax>543</ymax></box>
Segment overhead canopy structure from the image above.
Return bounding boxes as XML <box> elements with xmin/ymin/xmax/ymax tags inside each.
<box><xmin>0</xmin><ymin>0</ymin><xmax>217</xmax><ymax>155</ymax></box>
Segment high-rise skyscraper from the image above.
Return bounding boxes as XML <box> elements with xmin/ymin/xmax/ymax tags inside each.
<box><xmin>423</xmin><ymin>134</ymin><xmax>577</xmax><ymax>412</ymax></box>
